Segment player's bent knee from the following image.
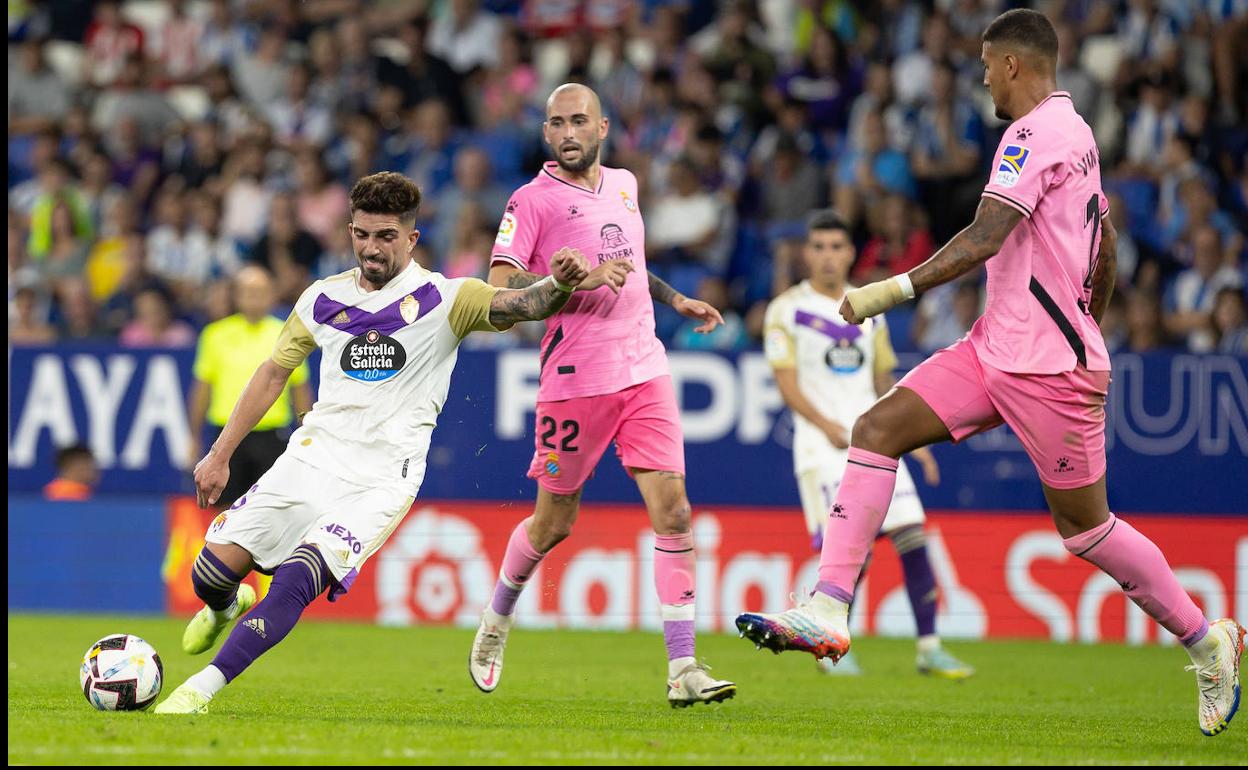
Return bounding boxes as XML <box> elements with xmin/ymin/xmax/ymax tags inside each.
<box><xmin>273</xmin><ymin>544</ymin><xmax>333</xmax><ymax>606</ymax></box>
<box><xmin>654</xmin><ymin>501</ymin><xmax>692</xmax><ymax>534</ymax></box>
<box><xmin>850</xmin><ymin>410</ymin><xmax>895</xmax><ymax>456</ymax></box>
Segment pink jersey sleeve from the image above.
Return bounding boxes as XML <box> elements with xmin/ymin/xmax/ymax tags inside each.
<box><xmin>491</xmin><ymin>189</ymin><xmax>546</xmax><ymax>273</ymax></box>
<box><xmin>981</xmin><ymin>124</ymin><xmax>1060</xmax><ymax>219</ymax></box>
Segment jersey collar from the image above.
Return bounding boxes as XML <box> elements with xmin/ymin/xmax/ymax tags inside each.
<box><xmin>542</xmin><ymin>162</ymin><xmax>605</xmax><ymax>195</ymax></box>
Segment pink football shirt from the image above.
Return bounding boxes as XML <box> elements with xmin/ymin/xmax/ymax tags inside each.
<box><xmin>972</xmin><ymin>91</ymin><xmax>1111</xmax><ymax>374</ymax></box>
<box><xmin>492</xmin><ymin>162</ymin><xmax>668</xmax><ymax>401</ymax></box>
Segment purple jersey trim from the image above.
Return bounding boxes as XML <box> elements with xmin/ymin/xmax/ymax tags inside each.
<box><xmin>327</xmin><ymin>567</ymin><xmax>358</xmax><ymax>602</ymax></box>
<box><xmin>313</xmin><ymin>283</ymin><xmax>442</xmax><ymax>336</ymax></box>
<box><xmin>794</xmin><ymin>310</ymin><xmax>863</xmax><ymax>343</ymax></box>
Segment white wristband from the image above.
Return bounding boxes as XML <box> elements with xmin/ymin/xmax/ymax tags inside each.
<box><xmin>548</xmin><ymin>275</ymin><xmax>574</xmax><ymax>293</ymax></box>
<box><xmin>894</xmin><ymin>273</ymin><xmax>915</xmax><ymax>300</ymax></box>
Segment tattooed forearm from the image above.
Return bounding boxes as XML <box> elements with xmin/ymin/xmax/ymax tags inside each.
<box><xmin>1088</xmin><ymin>216</ymin><xmax>1117</xmax><ymax>324</ymax></box>
<box><xmin>648</xmin><ymin>271</ymin><xmax>680</xmax><ymax>306</ymax></box>
<box><xmin>505</xmin><ymin>270</ymin><xmax>545</xmax><ymax>289</ymax></box>
<box><xmin>909</xmin><ymin>198</ymin><xmax>1022</xmax><ymax>293</ymax></box>
<box><xmin>489</xmin><ymin>278</ymin><xmax>571</xmax><ymax>325</ymax></box>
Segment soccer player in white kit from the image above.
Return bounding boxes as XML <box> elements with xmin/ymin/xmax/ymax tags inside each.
<box><xmin>154</xmin><ymin>172</ymin><xmax>590</xmax><ymax>714</ymax></box>
<box><xmin>765</xmin><ymin>211</ymin><xmax>973</xmax><ymax>679</ymax></box>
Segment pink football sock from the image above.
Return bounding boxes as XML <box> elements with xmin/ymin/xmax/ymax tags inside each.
<box><xmin>490</xmin><ymin>517</ymin><xmax>545</xmax><ymax>616</ymax></box>
<box><xmin>1063</xmin><ymin>514</ymin><xmax>1209</xmax><ymax>645</ymax></box>
<box><xmin>654</xmin><ymin>532</ymin><xmax>696</xmax><ymax>661</ymax></box>
<box><xmin>816</xmin><ymin>448</ymin><xmax>899</xmax><ymax>604</ymax></box>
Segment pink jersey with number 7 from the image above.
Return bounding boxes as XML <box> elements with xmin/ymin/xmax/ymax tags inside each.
<box><xmin>491</xmin><ymin>162</ymin><xmax>668</xmax><ymax>402</ymax></box>
<box><xmin>972</xmin><ymin>91</ymin><xmax>1111</xmax><ymax>375</ymax></box>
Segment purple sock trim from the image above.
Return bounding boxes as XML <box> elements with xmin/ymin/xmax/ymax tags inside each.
<box><xmin>212</xmin><ymin>545</ymin><xmax>328</xmax><ymax>682</ymax></box>
<box><xmin>663</xmin><ymin>620</ymin><xmax>696</xmax><ymax>661</ymax></box>
<box><xmin>1181</xmin><ymin>618</ymin><xmax>1210</xmax><ymax>648</ymax></box>
<box><xmin>815</xmin><ymin>580</ymin><xmax>854</xmax><ymax>604</ymax></box>
<box><xmin>899</xmin><ymin>546</ymin><xmax>939</xmax><ymax>638</ymax></box>
<box><xmin>491</xmin><ymin>583</ymin><xmax>523</xmax><ymax>616</ymax></box>
<box><xmin>192</xmin><ymin>548</ymin><xmax>243</xmax><ymax>611</ymax></box>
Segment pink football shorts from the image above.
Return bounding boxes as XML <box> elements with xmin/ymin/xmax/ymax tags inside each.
<box><xmin>897</xmin><ymin>337</ymin><xmax>1110</xmax><ymax>489</ymax></box>
<box><xmin>526</xmin><ymin>375</ymin><xmax>686</xmax><ymax>494</ymax></box>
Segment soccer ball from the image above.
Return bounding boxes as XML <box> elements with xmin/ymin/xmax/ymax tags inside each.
<box><xmin>79</xmin><ymin>634</ymin><xmax>163</xmax><ymax>711</ymax></box>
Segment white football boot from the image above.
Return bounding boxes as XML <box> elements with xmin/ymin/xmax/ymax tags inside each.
<box><xmin>469</xmin><ymin>607</ymin><xmax>513</xmax><ymax>693</ymax></box>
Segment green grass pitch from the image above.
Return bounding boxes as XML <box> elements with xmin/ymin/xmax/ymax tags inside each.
<box><xmin>8</xmin><ymin>614</ymin><xmax>1246</xmax><ymax>765</ymax></box>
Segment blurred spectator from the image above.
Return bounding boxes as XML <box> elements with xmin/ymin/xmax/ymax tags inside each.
<box><xmin>1055</xmin><ymin>22</ymin><xmax>1102</xmax><ymax>122</ymax></box>
<box><xmin>760</xmin><ymin>135</ymin><xmax>824</xmax><ymax>235</ymax></box>
<box><xmin>892</xmin><ymin>12</ymin><xmax>954</xmax><ymax>108</ymax></box>
<box><xmin>232</xmin><ymin>23</ymin><xmax>291</xmax><ymax>111</ymax></box>
<box><xmin>402</xmin><ymin>99</ymin><xmax>462</xmax><ymax>197</ymax></box>
<box><xmin>82</xmin><ymin>0</ymin><xmax>145</xmax><ymax>88</ymax></box>
<box><xmin>853</xmin><ymin>195</ymin><xmax>934</xmax><ymax>285</ymax></box>
<box><xmin>673</xmin><ymin>277</ymin><xmax>749</xmax><ymax>351</ymax></box>
<box><xmin>909</xmin><ymin>61</ymin><xmax>985</xmax><ymax>242</ymax></box>
<box><xmin>833</xmin><ymin>107</ymin><xmax>916</xmax><ymax>227</ymax></box>
<box><xmin>8</xmin><ymin>38</ymin><xmax>73</xmax><ymax>135</ymax></box>
<box><xmin>443</xmin><ymin>206</ymin><xmax>495</xmax><ymax>280</ymax></box>
<box><xmin>54</xmin><ymin>277</ymin><xmax>108</xmax><ymax>341</ymax></box>
<box><xmin>86</xmin><ymin>196</ymin><xmax>141</xmax><ymax>302</ymax></box>
<box><xmin>102</xmin><ymin>117</ymin><xmax>162</xmax><ymax>209</ymax></box>
<box><xmin>591</xmin><ymin>28</ymin><xmax>644</xmax><ymax>124</ymax></box>
<box><xmin>911</xmin><ymin>277</ymin><xmax>983</xmax><ymax>353</ymax></box>
<box><xmin>431</xmin><ymin>147</ymin><xmax>511</xmax><ymax>258</ymax></box>
<box><xmin>219</xmin><ymin>141</ymin><xmax>273</xmax><ymax>246</ymax></box>
<box><xmin>25</xmin><ymin>159</ymin><xmax>93</xmax><ymax>262</ymax></box>
<box><xmin>696</xmin><ymin>1</ymin><xmax>776</xmax><ymax>130</ymax></box>
<box><xmin>1126</xmin><ymin>288</ymin><xmax>1177</xmax><ymax>352</ymax></box>
<box><xmin>188</xmin><ymin>265</ymin><xmax>312</xmax><ymax>506</ymax></box>
<box><xmin>151</xmin><ymin>0</ymin><xmax>206</xmax><ymax>85</ymax></box>
<box><xmin>294</xmin><ymin>150</ymin><xmax>350</xmax><ymax>248</ymax></box>
<box><xmin>267</xmin><ymin>63</ymin><xmax>334</xmax><ymax>148</ymax></box>
<box><xmin>648</xmin><ymin>157</ymin><xmax>732</xmax><ymax>274</ymax></box>
<box><xmin>43</xmin><ymin>444</ymin><xmax>99</xmax><ymax>502</ymax></box>
<box><xmin>38</xmin><ymin>199</ymin><xmax>91</xmax><ymax>284</ymax></box>
<box><xmin>846</xmin><ymin>61</ymin><xmax>910</xmax><ymax>156</ymax></box>
<box><xmin>249</xmin><ymin>193</ymin><xmax>321</xmax><ymax>308</ymax></box>
<box><xmin>480</xmin><ymin>27</ymin><xmax>540</xmax><ymax>125</ymax></box>
<box><xmin>1163</xmin><ymin>226</ymin><xmax>1244</xmax><ymax>351</ymax></box>
<box><xmin>9</xmin><ymin>286</ymin><xmax>57</xmax><ymax>345</ymax></box>
<box><xmin>428</xmin><ymin>0</ymin><xmax>503</xmax><ymax>75</ymax></box>
<box><xmin>119</xmin><ymin>283</ymin><xmax>196</xmax><ymax>348</ymax></box>
<box><xmin>379</xmin><ymin>17</ymin><xmax>468</xmax><ymax>123</ymax></box>
<box><xmin>1210</xmin><ymin>287</ymin><xmax>1248</xmax><ymax>354</ymax></box>
<box><xmin>79</xmin><ymin>151</ymin><xmax>126</xmax><ymax>236</ymax></box>
<box><xmin>775</xmin><ymin>24</ymin><xmax>860</xmax><ymax>133</ymax></box>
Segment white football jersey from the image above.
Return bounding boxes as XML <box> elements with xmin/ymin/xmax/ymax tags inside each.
<box><xmin>272</xmin><ymin>260</ymin><xmax>499</xmax><ymax>486</ymax></box>
<box><xmin>764</xmin><ymin>281</ymin><xmax>898</xmax><ymax>475</ymax></box>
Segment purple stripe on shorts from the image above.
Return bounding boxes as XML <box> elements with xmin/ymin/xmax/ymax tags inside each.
<box><xmin>327</xmin><ymin>567</ymin><xmax>359</xmax><ymax>603</ymax></box>
<box><xmin>314</xmin><ymin>282</ymin><xmax>442</xmax><ymax>336</ymax></box>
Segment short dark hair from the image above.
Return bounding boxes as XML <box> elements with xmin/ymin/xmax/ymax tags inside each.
<box><xmin>349</xmin><ymin>172</ymin><xmax>423</xmax><ymax>225</ymax></box>
<box><xmin>56</xmin><ymin>443</ymin><xmax>93</xmax><ymax>471</ymax></box>
<box><xmin>983</xmin><ymin>9</ymin><xmax>1059</xmax><ymax>63</ymax></box>
<box><xmin>806</xmin><ymin>210</ymin><xmax>850</xmax><ymax>237</ymax></box>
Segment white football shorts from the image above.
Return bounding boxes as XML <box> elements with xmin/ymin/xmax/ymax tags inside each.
<box><xmin>797</xmin><ymin>457</ymin><xmax>925</xmax><ymax>537</ymax></box>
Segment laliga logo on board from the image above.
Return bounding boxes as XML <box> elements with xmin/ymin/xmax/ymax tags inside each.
<box><xmin>374</xmin><ymin>508</ymin><xmax>495</xmax><ymax>626</ymax></box>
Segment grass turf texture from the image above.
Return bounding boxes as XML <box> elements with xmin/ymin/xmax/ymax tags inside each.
<box><xmin>9</xmin><ymin>613</ymin><xmax>1246</xmax><ymax>765</ymax></box>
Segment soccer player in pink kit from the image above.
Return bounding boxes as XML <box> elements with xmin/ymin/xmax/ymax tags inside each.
<box><xmin>736</xmin><ymin>10</ymin><xmax>1244</xmax><ymax>736</ymax></box>
<box><xmin>469</xmin><ymin>83</ymin><xmax>737</xmax><ymax>707</ymax></box>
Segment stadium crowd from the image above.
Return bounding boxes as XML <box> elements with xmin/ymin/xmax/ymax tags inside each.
<box><xmin>8</xmin><ymin>0</ymin><xmax>1248</xmax><ymax>356</ymax></box>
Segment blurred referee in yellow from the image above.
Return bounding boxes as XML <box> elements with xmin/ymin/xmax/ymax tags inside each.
<box><xmin>187</xmin><ymin>265</ymin><xmax>313</xmax><ymax>510</ymax></box>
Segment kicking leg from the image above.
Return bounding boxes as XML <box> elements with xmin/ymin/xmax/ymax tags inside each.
<box><xmin>471</xmin><ymin>487</ymin><xmax>582</xmax><ymax>693</ymax></box>
<box><xmin>155</xmin><ymin>544</ymin><xmax>331</xmax><ymax>714</ymax></box>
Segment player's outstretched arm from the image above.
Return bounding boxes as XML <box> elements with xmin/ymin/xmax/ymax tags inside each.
<box><xmin>841</xmin><ymin>198</ymin><xmax>1022</xmax><ymax>323</ymax></box>
<box><xmin>649</xmin><ymin>271</ymin><xmax>724</xmax><ymax>333</ymax></box>
<box><xmin>1087</xmin><ymin>214</ymin><xmax>1117</xmax><ymax>324</ymax></box>
<box><xmin>194</xmin><ymin>360</ymin><xmax>296</xmax><ymax>507</ymax></box>
<box><xmin>489</xmin><ymin>248</ymin><xmax>589</xmax><ymax>326</ymax></box>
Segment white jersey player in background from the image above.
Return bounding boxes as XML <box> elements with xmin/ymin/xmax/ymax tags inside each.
<box><xmin>763</xmin><ymin>210</ymin><xmax>973</xmax><ymax>678</ymax></box>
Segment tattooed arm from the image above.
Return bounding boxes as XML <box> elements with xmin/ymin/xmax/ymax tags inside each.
<box><xmin>841</xmin><ymin>197</ymin><xmax>1022</xmax><ymax>323</ymax></box>
<box><xmin>649</xmin><ymin>270</ymin><xmax>726</xmax><ymax>333</ymax></box>
<box><xmin>488</xmin><ymin>247</ymin><xmax>589</xmax><ymax>327</ymax></box>
<box><xmin>487</xmin><ymin>263</ymin><xmax>545</xmax><ymax>289</ymax></box>
<box><xmin>648</xmin><ymin>271</ymin><xmax>681</xmax><ymax>306</ymax></box>
<box><xmin>1087</xmin><ymin>213</ymin><xmax>1117</xmax><ymax>324</ymax></box>
<box><xmin>907</xmin><ymin>197</ymin><xmax>1022</xmax><ymax>293</ymax></box>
